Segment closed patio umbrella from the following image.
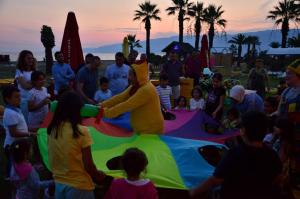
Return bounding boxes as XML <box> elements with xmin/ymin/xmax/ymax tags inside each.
<box><xmin>200</xmin><ymin>34</ymin><xmax>209</xmax><ymax>68</ymax></box>
<box><xmin>61</xmin><ymin>11</ymin><xmax>84</xmax><ymax>71</ymax></box>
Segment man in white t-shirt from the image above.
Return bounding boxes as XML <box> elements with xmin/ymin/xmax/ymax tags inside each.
<box><xmin>156</xmin><ymin>74</ymin><xmax>172</xmax><ymax>110</ymax></box>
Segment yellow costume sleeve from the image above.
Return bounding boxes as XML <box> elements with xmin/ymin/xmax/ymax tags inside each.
<box><xmin>104</xmin><ymin>86</ymin><xmax>148</xmax><ymax>118</ymax></box>
<box><xmin>101</xmin><ymin>88</ymin><xmax>130</xmax><ymax>108</ymax></box>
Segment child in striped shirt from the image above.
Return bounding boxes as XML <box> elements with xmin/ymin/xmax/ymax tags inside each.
<box><xmin>156</xmin><ymin>74</ymin><xmax>172</xmax><ymax>110</ymax></box>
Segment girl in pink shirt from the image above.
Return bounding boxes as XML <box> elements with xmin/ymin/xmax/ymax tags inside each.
<box><xmin>105</xmin><ymin>148</ymin><xmax>158</xmax><ymax>199</ymax></box>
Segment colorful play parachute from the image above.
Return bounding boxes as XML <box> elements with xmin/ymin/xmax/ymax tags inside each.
<box><xmin>38</xmin><ymin>102</ymin><xmax>236</xmax><ymax>189</ymax></box>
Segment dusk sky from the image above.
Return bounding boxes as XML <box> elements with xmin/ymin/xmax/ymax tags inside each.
<box><xmin>0</xmin><ymin>0</ymin><xmax>280</xmax><ymax>53</ymax></box>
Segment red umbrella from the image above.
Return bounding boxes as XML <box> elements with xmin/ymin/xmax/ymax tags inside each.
<box><xmin>199</xmin><ymin>34</ymin><xmax>209</xmax><ymax>68</ymax></box>
<box><xmin>61</xmin><ymin>12</ymin><xmax>84</xmax><ymax>71</ymax></box>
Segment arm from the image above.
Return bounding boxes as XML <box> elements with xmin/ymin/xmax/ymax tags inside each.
<box><xmin>8</xmin><ymin>126</ymin><xmax>31</xmax><ymax>137</ymax></box>
<box><xmin>28</xmin><ymin>97</ymin><xmax>50</xmax><ymax>112</ymax></box>
<box><xmin>104</xmin><ymin>87</ymin><xmax>149</xmax><ymax>118</ymax></box>
<box><xmin>16</xmin><ymin>76</ymin><xmax>32</xmax><ymax>90</ymax></box>
<box><xmin>27</xmin><ymin>169</ymin><xmax>54</xmax><ymax>189</ymax></box>
<box><xmin>66</xmin><ymin>65</ymin><xmax>75</xmax><ymax>79</ymax></box>
<box><xmin>213</xmin><ymin>95</ymin><xmax>225</xmax><ymax>118</ymax></box>
<box><xmin>190</xmin><ymin>176</ymin><xmax>223</xmax><ymax>198</ymax></box>
<box><xmin>101</xmin><ymin>88</ymin><xmax>130</xmax><ymax>108</ymax></box>
<box><xmin>82</xmin><ymin>146</ymin><xmax>106</xmax><ymax>184</ymax></box>
<box><xmin>76</xmin><ymin>82</ymin><xmax>95</xmax><ymax>104</ymax></box>
<box><xmin>190</xmin><ymin>99</ymin><xmax>196</xmax><ymax>110</ymax></box>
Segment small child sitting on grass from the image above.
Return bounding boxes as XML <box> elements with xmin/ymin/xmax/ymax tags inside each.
<box><xmin>222</xmin><ymin>108</ymin><xmax>240</xmax><ymax>129</ymax></box>
<box><xmin>174</xmin><ymin>96</ymin><xmax>188</xmax><ymax>110</ymax></box>
<box><xmin>105</xmin><ymin>148</ymin><xmax>158</xmax><ymax>199</ymax></box>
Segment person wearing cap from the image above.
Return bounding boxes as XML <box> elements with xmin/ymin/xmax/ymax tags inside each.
<box><xmin>277</xmin><ymin>59</ymin><xmax>300</xmax><ymax>188</ymax></box>
<box><xmin>161</xmin><ymin>51</ymin><xmax>184</xmax><ymax>106</ymax></box>
<box><xmin>229</xmin><ymin>85</ymin><xmax>264</xmax><ymax>113</ymax></box>
<box><xmin>247</xmin><ymin>59</ymin><xmax>270</xmax><ymax>99</ymax></box>
<box><xmin>100</xmin><ymin>61</ymin><xmax>163</xmax><ymax>134</ymax></box>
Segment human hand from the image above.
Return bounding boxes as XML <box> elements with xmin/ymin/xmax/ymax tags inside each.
<box><xmin>42</xmin><ymin>97</ymin><xmax>51</xmax><ymax>105</ymax></box>
<box><xmin>212</xmin><ymin>111</ymin><xmax>217</xmax><ymax>119</ymax></box>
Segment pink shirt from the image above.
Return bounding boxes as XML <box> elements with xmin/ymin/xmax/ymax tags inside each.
<box><xmin>105</xmin><ymin>178</ymin><xmax>158</xmax><ymax>199</ymax></box>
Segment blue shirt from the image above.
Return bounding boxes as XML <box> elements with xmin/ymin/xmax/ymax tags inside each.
<box><xmin>52</xmin><ymin>62</ymin><xmax>75</xmax><ymax>93</ymax></box>
<box><xmin>77</xmin><ymin>66</ymin><xmax>98</xmax><ymax>99</ymax></box>
<box><xmin>105</xmin><ymin>64</ymin><xmax>130</xmax><ymax>96</ymax></box>
<box><xmin>235</xmin><ymin>92</ymin><xmax>264</xmax><ymax>113</ymax></box>
<box><xmin>94</xmin><ymin>89</ymin><xmax>112</xmax><ymax>103</ymax></box>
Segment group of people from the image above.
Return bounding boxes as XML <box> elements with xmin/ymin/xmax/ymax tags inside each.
<box><xmin>1</xmin><ymin>47</ymin><xmax>300</xmax><ymax>199</ymax></box>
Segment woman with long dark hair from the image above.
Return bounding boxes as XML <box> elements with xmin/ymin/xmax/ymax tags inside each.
<box><xmin>47</xmin><ymin>91</ymin><xmax>105</xmax><ymax>199</ymax></box>
<box><xmin>15</xmin><ymin>50</ymin><xmax>36</xmax><ymax>122</ymax></box>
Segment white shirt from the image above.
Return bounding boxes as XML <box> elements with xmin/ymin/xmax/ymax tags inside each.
<box><xmin>3</xmin><ymin>107</ymin><xmax>28</xmax><ymax>147</ymax></box>
<box><xmin>15</xmin><ymin>69</ymin><xmax>32</xmax><ymax>99</ymax></box>
<box><xmin>28</xmin><ymin>87</ymin><xmax>49</xmax><ymax>129</ymax></box>
<box><xmin>190</xmin><ymin>98</ymin><xmax>205</xmax><ymax>110</ymax></box>
<box><xmin>94</xmin><ymin>89</ymin><xmax>112</xmax><ymax>103</ymax></box>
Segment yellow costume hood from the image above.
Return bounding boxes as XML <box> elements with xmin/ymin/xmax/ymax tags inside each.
<box><xmin>132</xmin><ymin>61</ymin><xmax>148</xmax><ymax>86</ymax></box>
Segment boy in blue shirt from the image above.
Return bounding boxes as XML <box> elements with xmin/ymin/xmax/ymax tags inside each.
<box><xmin>94</xmin><ymin>77</ymin><xmax>112</xmax><ymax>103</ymax></box>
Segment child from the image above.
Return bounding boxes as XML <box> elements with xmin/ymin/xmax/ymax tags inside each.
<box><xmin>2</xmin><ymin>85</ymin><xmax>33</xmax><ymax>179</ymax></box>
<box><xmin>190</xmin><ymin>111</ymin><xmax>282</xmax><ymax>199</ymax></box>
<box><xmin>205</xmin><ymin>73</ymin><xmax>226</xmax><ymax>121</ymax></box>
<box><xmin>175</xmin><ymin>96</ymin><xmax>188</xmax><ymax>110</ymax></box>
<box><xmin>263</xmin><ymin>96</ymin><xmax>279</xmax><ymax>134</ymax></box>
<box><xmin>156</xmin><ymin>74</ymin><xmax>172</xmax><ymax>110</ymax></box>
<box><xmin>189</xmin><ymin>87</ymin><xmax>205</xmax><ymax>110</ymax></box>
<box><xmin>10</xmin><ymin>138</ymin><xmax>54</xmax><ymax>199</ymax></box>
<box><xmin>47</xmin><ymin>91</ymin><xmax>106</xmax><ymax>198</ymax></box>
<box><xmin>28</xmin><ymin>71</ymin><xmax>50</xmax><ymax>130</ymax></box>
<box><xmin>105</xmin><ymin>148</ymin><xmax>158</xmax><ymax>199</ymax></box>
<box><xmin>222</xmin><ymin>108</ymin><xmax>240</xmax><ymax>129</ymax></box>
<box><xmin>94</xmin><ymin>77</ymin><xmax>112</xmax><ymax>103</ymax></box>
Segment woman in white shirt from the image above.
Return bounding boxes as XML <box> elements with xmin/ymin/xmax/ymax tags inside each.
<box><xmin>15</xmin><ymin>50</ymin><xmax>36</xmax><ymax>122</ymax></box>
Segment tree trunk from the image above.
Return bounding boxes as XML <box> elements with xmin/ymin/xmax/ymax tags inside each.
<box><xmin>247</xmin><ymin>43</ymin><xmax>251</xmax><ymax>55</ymax></box>
<box><xmin>179</xmin><ymin>10</ymin><xmax>184</xmax><ymax>44</ymax></box>
<box><xmin>45</xmin><ymin>47</ymin><xmax>53</xmax><ymax>74</ymax></box>
<box><xmin>237</xmin><ymin>44</ymin><xmax>242</xmax><ymax>67</ymax></box>
<box><xmin>194</xmin><ymin>19</ymin><xmax>201</xmax><ymax>50</ymax></box>
<box><xmin>281</xmin><ymin>19</ymin><xmax>289</xmax><ymax>48</ymax></box>
<box><xmin>208</xmin><ymin>24</ymin><xmax>214</xmax><ymax>52</ymax></box>
<box><xmin>145</xmin><ymin>18</ymin><xmax>151</xmax><ymax>59</ymax></box>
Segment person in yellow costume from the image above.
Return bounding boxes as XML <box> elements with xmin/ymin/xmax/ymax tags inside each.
<box><xmin>100</xmin><ymin>61</ymin><xmax>164</xmax><ymax>134</ymax></box>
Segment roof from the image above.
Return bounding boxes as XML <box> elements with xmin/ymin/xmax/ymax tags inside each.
<box><xmin>161</xmin><ymin>41</ymin><xmax>195</xmax><ymax>54</ymax></box>
<box><xmin>267</xmin><ymin>47</ymin><xmax>300</xmax><ymax>55</ymax></box>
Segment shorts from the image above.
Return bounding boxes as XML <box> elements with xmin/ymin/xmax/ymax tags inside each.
<box><xmin>171</xmin><ymin>85</ymin><xmax>181</xmax><ymax>100</ymax></box>
<box><xmin>55</xmin><ymin>183</ymin><xmax>95</xmax><ymax>199</ymax></box>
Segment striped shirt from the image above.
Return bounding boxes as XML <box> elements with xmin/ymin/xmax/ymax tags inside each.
<box><xmin>156</xmin><ymin>85</ymin><xmax>172</xmax><ymax>110</ymax></box>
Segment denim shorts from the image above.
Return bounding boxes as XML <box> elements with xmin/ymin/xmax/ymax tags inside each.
<box><xmin>55</xmin><ymin>183</ymin><xmax>95</xmax><ymax>199</ymax></box>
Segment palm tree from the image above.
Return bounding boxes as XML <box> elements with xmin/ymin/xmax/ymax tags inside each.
<box><xmin>251</xmin><ymin>36</ymin><xmax>261</xmax><ymax>56</ymax></box>
<box><xmin>245</xmin><ymin>36</ymin><xmax>253</xmax><ymax>56</ymax></box>
<box><xmin>134</xmin><ymin>1</ymin><xmax>161</xmax><ymax>59</ymax></box>
<box><xmin>267</xmin><ymin>0</ymin><xmax>300</xmax><ymax>48</ymax></box>
<box><xmin>228</xmin><ymin>34</ymin><xmax>246</xmax><ymax>67</ymax></box>
<box><xmin>166</xmin><ymin>0</ymin><xmax>193</xmax><ymax>44</ymax></box>
<box><xmin>288</xmin><ymin>33</ymin><xmax>300</xmax><ymax>47</ymax></box>
<box><xmin>40</xmin><ymin>25</ymin><xmax>55</xmax><ymax>74</ymax></box>
<box><xmin>127</xmin><ymin>34</ymin><xmax>142</xmax><ymax>52</ymax></box>
<box><xmin>203</xmin><ymin>4</ymin><xmax>227</xmax><ymax>51</ymax></box>
<box><xmin>188</xmin><ymin>1</ymin><xmax>205</xmax><ymax>50</ymax></box>
<box><xmin>269</xmin><ymin>41</ymin><xmax>281</xmax><ymax>48</ymax></box>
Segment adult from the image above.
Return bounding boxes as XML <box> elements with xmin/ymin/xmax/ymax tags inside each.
<box><xmin>52</xmin><ymin>51</ymin><xmax>75</xmax><ymax>95</ymax></box>
<box><xmin>185</xmin><ymin>51</ymin><xmax>202</xmax><ymax>86</ymax></box>
<box><xmin>229</xmin><ymin>85</ymin><xmax>264</xmax><ymax>113</ymax></box>
<box><xmin>105</xmin><ymin>52</ymin><xmax>130</xmax><ymax>96</ymax></box>
<box><xmin>161</xmin><ymin>51</ymin><xmax>184</xmax><ymax>104</ymax></box>
<box><xmin>190</xmin><ymin>111</ymin><xmax>282</xmax><ymax>199</ymax></box>
<box><xmin>101</xmin><ymin>61</ymin><xmax>163</xmax><ymax>134</ymax></box>
<box><xmin>277</xmin><ymin>59</ymin><xmax>300</xmax><ymax>188</ymax></box>
<box><xmin>15</xmin><ymin>50</ymin><xmax>36</xmax><ymax>122</ymax></box>
<box><xmin>125</xmin><ymin>50</ymin><xmax>139</xmax><ymax>66</ymax></box>
<box><xmin>76</xmin><ymin>56</ymin><xmax>101</xmax><ymax>104</ymax></box>
<box><xmin>76</xmin><ymin>53</ymin><xmax>94</xmax><ymax>73</ymax></box>
<box><xmin>247</xmin><ymin>59</ymin><xmax>270</xmax><ymax>99</ymax></box>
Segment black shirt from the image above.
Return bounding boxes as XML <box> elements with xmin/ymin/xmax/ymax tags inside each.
<box><xmin>214</xmin><ymin>143</ymin><xmax>282</xmax><ymax>199</ymax></box>
<box><xmin>162</xmin><ymin>60</ymin><xmax>183</xmax><ymax>86</ymax></box>
<box><xmin>205</xmin><ymin>86</ymin><xmax>226</xmax><ymax>118</ymax></box>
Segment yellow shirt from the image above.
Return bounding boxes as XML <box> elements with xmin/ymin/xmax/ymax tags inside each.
<box><xmin>47</xmin><ymin>123</ymin><xmax>94</xmax><ymax>190</ymax></box>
